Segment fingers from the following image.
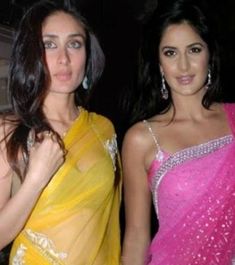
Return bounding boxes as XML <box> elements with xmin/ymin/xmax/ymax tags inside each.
<box><xmin>27</xmin><ymin>130</ymin><xmax>53</xmax><ymax>150</ymax></box>
<box><xmin>43</xmin><ymin>130</ymin><xmax>59</xmax><ymax>142</ymax></box>
<box><xmin>27</xmin><ymin>129</ymin><xmax>67</xmax><ymax>159</ymax></box>
<box><xmin>43</xmin><ymin>131</ymin><xmax>67</xmax><ymax>158</ymax></box>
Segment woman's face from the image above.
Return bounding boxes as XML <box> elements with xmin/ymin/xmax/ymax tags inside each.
<box><xmin>42</xmin><ymin>11</ymin><xmax>86</xmax><ymax>94</ymax></box>
<box><xmin>159</xmin><ymin>22</ymin><xmax>209</xmax><ymax>98</ymax></box>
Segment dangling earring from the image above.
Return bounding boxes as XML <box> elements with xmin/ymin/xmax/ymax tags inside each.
<box><xmin>160</xmin><ymin>73</ymin><xmax>169</xmax><ymax>100</ymax></box>
<box><xmin>206</xmin><ymin>69</ymin><xmax>211</xmax><ymax>89</ymax></box>
<box><xmin>82</xmin><ymin>76</ymin><xmax>89</xmax><ymax>89</ymax></box>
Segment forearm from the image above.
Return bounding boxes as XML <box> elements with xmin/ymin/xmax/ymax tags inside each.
<box><xmin>122</xmin><ymin>227</ymin><xmax>150</xmax><ymax>265</ymax></box>
<box><xmin>0</xmin><ymin>177</ymin><xmax>43</xmax><ymax>250</ymax></box>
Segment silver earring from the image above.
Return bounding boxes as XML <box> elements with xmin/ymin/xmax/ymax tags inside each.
<box><xmin>82</xmin><ymin>76</ymin><xmax>89</xmax><ymax>89</ymax></box>
<box><xmin>161</xmin><ymin>73</ymin><xmax>168</xmax><ymax>100</ymax></box>
<box><xmin>206</xmin><ymin>69</ymin><xmax>211</xmax><ymax>89</ymax></box>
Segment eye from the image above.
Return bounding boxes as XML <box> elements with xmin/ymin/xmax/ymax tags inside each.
<box><xmin>43</xmin><ymin>41</ymin><xmax>57</xmax><ymax>49</ymax></box>
<box><xmin>67</xmin><ymin>40</ymin><xmax>83</xmax><ymax>49</ymax></box>
<box><xmin>163</xmin><ymin>49</ymin><xmax>176</xmax><ymax>57</ymax></box>
<box><xmin>190</xmin><ymin>47</ymin><xmax>202</xmax><ymax>53</ymax></box>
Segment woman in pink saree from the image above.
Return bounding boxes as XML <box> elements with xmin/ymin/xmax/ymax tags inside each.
<box><xmin>121</xmin><ymin>0</ymin><xmax>235</xmax><ymax>264</ymax></box>
<box><xmin>145</xmin><ymin>103</ymin><xmax>235</xmax><ymax>264</ymax></box>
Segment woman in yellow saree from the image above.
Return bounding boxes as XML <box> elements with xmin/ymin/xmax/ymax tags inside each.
<box><xmin>0</xmin><ymin>1</ymin><xmax>121</xmax><ymax>264</ymax></box>
<box><xmin>10</xmin><ymin>108</ymin><xmax>121</xmax><ymax>264</ymax></box>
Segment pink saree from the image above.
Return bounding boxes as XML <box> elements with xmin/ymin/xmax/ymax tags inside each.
<box><xmin>146</xmin><ymin>103</ymin><xmax>235</xmax><ymax>265</ymax></box>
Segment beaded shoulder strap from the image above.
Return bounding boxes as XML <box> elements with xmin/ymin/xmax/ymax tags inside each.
<box><xmin>143</xmin><ymin>120</ymin><xmax>164</xmax><ymax>162</ymax></box>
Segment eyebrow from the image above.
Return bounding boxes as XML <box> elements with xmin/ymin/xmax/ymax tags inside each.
<box><xmin>187</xmin><ymin>42</ymin><xmax>205</xmax><ymax>48</ymax></box>
<box><xmin>42</xmin><ymin>33</ymin><xmax>86</xmax><ymax>40</ymax></box>
<box><xmin>161</xmin><ymin>46</ymin><xmax>176</xmax><ymax>51</ymax></box>
<box><xmin>161</xmin><ymin>42</ymin><xmax>205</xmax><ymax>51</ymax></box>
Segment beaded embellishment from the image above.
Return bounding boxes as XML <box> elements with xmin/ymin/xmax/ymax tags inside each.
<box><xmin>152</xmin><ymin>135</ymin><xmax>233</xmax><ymax>215</ymax></box>
<box><xmin>104</xmin><ymin>134</ymin><xmax>118</xmax><ymax>171</ymax></box>
<box><xmin>143</xmin><ymin>120</ymin><xmax>164</xmax><ymax>163</ymax></box>
<box><xmin>12</xmin><ymin>244</ymin><xmax>27</xmax><ymax>265</ymax></box>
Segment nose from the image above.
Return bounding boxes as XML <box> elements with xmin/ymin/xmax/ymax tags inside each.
<box><xmin>178</xmin><ymin>53</ymin><xmax>190</xmax><ymax>71</ymax></box>
<box><xmin>58</xmin><ymin>48</ymin><xmax>70</xmax><ymax>65</ymax></box>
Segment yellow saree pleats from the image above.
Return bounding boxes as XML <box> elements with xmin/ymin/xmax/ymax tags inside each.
<box><xmin>10</xmin><ymin>108</ymin><xmax>121</xmax><ymax>265</ymax></box>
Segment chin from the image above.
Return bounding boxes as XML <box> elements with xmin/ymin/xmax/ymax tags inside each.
<box><xmin>48</xmin><ymin>88</ymin><xmax>74</xmax><ymax>94</ymax></box>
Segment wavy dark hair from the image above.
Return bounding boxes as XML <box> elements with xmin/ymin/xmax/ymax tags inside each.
<box><xmin>4</xmin><ymin>0</ymin><xmax>105</xmax><ymax>180</ymax></box>
<box><xmin>130</xmin><ymin>0</ymin><xmax>221</xmax><ymax>124</ymax></box>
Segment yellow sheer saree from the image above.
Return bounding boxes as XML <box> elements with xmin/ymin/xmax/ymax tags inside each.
<box><xmin>10</xmin><ymin>108</ymin><xmax>121</xmax><ymax>264</ymax></box>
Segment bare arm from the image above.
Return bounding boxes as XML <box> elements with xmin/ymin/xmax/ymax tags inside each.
<box><xmin>0</xmin><ymin>128</ymin><xmax>64</xmax><ymax>250</ymax></box>
<box><xmin>121</xmin><ymin>124</ymin><xmax>152</xmax><ymax>265</ymax></box>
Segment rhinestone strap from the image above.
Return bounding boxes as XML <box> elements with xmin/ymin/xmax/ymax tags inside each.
<box><xmin>143</xmin><ymin>120</ymin><xmax>164</xmax><ymax>162</ymax></box>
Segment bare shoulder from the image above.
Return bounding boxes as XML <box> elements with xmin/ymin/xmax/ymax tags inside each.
<box><xmin>122</xmin><ymin>113</ymin><xmax>168</xmax><ymax>148</ymax></box>
<box><xmin>122</xmin><ymin>121</ymin><xmax>150</xmax><ymax>152</ymax></box>
<box><xmin>122</xmin><ymin>121</ymin><xmax>157</xmax><ymax>170</ymax></box>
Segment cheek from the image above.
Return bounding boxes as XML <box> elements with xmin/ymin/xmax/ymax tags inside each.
<box><xmin>193</xmin><ymin>58</ymin><xmax>209</xmax><ymax>78</ymax></box>
<box><xmin>73</xmin><ymin>54</ymin><xmax>86</xmax><ymax>73</ymax></box>
<box><xmin>161</xmin><ymin>62</ymin><xmax>177</xmax><ymax>79</ymax></box>
<box><xmin>160</xmin><ymin>56</ymin><xmax>176</xmax><ymax>76</ymax></box>
<box><xmin>193</xmin><ymin>52</ymin><xmax>209</xmax><ymax>69</ymax></box>
<box><xmin>44</xmin><ymin>54</ymin><xmax>55</xmax><ymax>75</ymax></box>
<box><xmin>194</xmin><ymin>58</ymin><xmax>208</xmax><ymax>68</ymax></box>
<box><xmin>72</xmin><ymin>58</ymin><xmax>87</xmax><ymax>88</ymax></box>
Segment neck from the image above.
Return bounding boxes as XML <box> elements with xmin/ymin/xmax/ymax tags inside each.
<box><xmin>43</xmin><ymin>92</ymin><xmax>79</xmax><ymax>122</ymax></box>
<box><xmin>169</xmin><ymin>93</ymin><xmax>216</xmax><ymax>121</ymax></box>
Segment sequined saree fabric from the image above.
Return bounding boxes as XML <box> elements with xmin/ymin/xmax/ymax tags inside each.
<box><xmin>146</xmin><ymin>104</ymin><xmax>235</xmax><ymax>265</ymax></box>
<box><xmin>9</xmin><ymin>108</ymin><xmax>121</xmax><ymax>265</ymax></box>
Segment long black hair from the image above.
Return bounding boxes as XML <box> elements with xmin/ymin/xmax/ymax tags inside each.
<box><xmin>5</xmin><ymin>0</ymin><xmax>105</xmax><ymax>180</ymax></box>
<box><xmin>130</xmin><ymin>0</ymin><xmax>221</xmax><ymax>124</ymax></box>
